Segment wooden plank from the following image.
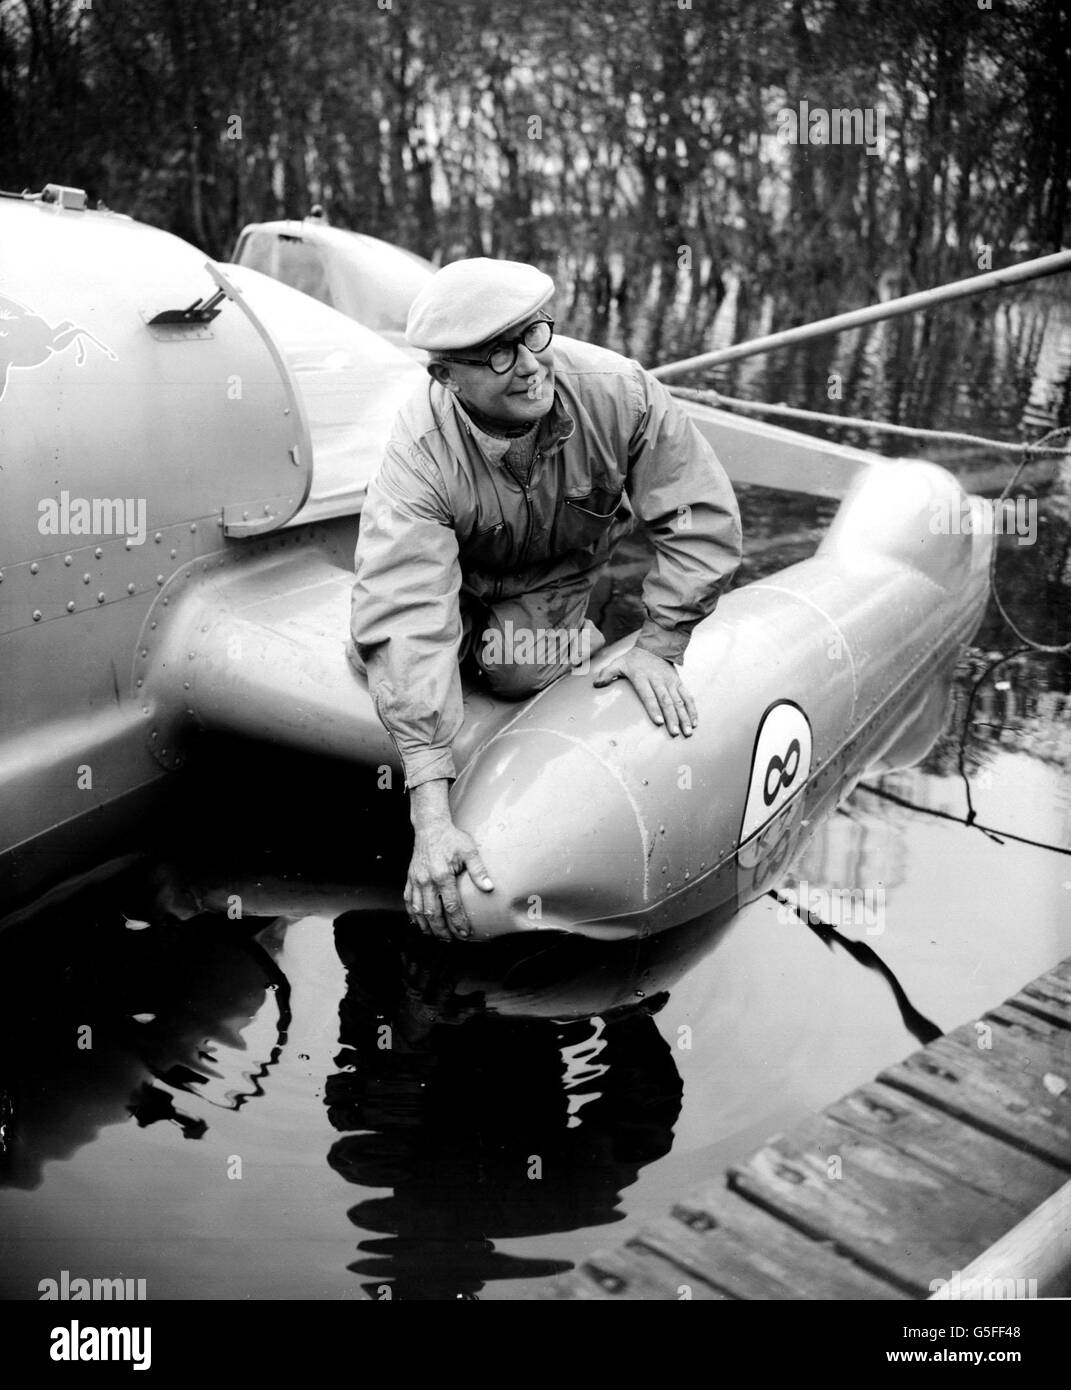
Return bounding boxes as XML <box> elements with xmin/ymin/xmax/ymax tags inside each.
<box><xmin>729</xmin><ymin>1114</ymin><xmax>1028</xmax><ymax>1297</ymax></box>
<box><xmin>555</xmin><ymin>1240</ymin><xmax>728</xmax><ymax>1301</ymax></box>
<box><xmin>535</xmin><ymin>1271</ymin><xmax>621</xmax><ymax>1301</ymax></box>
<box><xmin>986</xmin><ymin>1000</ymin><xmax>1071</xmax><ymax>1051</ymax></box>
<box><xmin>828</xmin><ymin>1080</ymin><xmax>1066</xmax><ymax>1214</ymax></box>
<box><xmin>1009</xmin><ymin>967</ymin><xmax>1071</xmax><ymax>1030</ymax></box>
<box><xmin>1005</xmin><ymin>967</ymin><xmax>1071</xmax><ymax>1034</ymax></box>
<box><xmin>880</xmin><ymin>1031</ymin><xmax>1071</xmax><ymax>1172</ymax></box>
<box><xmin>635</xmin><ymin>1186</ymin><xmax>907</xmax><ymax>1300</ymax></box>
<box><xmin>929</xmin><ymin>1179</ymin><xmax>1071</xmax><ymax>1300</ymax></box>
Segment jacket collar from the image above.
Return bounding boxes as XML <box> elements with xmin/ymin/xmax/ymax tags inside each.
<box><xmin>446</xmin><ymin>389</ymin><xmax>575</xmax><ymax>466</ymax></box>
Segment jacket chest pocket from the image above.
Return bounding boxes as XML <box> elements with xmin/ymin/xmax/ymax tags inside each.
<box><xmin>459</xmin><ymin>518</ymin><xmax>512</xmax><ymax>573</ymax></box>
<box><xmin>553</xmin><ymin>482</ymin><xmax>626</xmax><ymax>553</ymax></box>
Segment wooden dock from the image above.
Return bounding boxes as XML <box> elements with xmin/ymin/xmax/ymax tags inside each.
<box><xmin>540</xmin><ymin>958</ymin><xmax>1071</xmax><ymax>1300</ymax></box>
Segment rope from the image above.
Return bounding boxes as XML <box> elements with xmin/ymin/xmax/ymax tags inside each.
<box><xmin>985</xmin><ymin>426</ymin><xmax>1071</xmax><ymax>653</ymax></box>
<box><xmin>669</xmin><ymin>385</ymin><xmax>1071</xmax><ymax>457</ymax></box>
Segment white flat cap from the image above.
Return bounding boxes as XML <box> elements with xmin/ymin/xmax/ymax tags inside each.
<box><xmin>406</xmin><ymin>257</ymin><xmax>555</xmax><ymax>351</ymax></box>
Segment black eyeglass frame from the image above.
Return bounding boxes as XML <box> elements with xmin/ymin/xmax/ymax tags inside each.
<box><xmin>438</xmin><ymin>317</ymin><xmax>555</xmax><ymax>375</ymax></box>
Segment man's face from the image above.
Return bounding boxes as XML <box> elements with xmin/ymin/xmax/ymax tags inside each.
<box><xmin>433</xmin><ymin>312</ymin><xmax>556</xmax><ymax>428</ymax></box>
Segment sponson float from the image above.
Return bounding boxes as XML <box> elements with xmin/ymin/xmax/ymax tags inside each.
<box><xmin>0</xmin><ymin>188</ymin><xmax>992</xmax><ymax>928</ymax></box>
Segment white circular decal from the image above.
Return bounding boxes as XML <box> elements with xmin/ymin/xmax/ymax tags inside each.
<box><xmin>738</xmin><ymin>701</ymin><xmax>812</xmax><ymax>849</ymax></box>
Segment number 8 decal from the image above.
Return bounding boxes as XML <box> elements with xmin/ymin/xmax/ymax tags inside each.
<box><xmin>763</xmin><ymin>738</ymin><xmax>802</xmax><ymax>805</ymax></box>
<box><xmin>739</xmin><ymin>701</ymin><xmax>813</xmax><ymax>848</ymax></box>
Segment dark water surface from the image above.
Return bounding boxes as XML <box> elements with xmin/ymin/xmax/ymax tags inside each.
<box><xmin>2</xmin><ymin>283</ymin><xmax>1070</xmax><ymax>1301</ymax></box>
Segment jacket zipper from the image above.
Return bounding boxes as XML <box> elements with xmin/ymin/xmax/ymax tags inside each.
<box><xmin>505</xmin><ymin>454</ymin><xmax>538</xmax><ymax>568</ymax></box>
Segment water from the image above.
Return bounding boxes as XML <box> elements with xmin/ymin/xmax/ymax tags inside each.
<box><xmin>2</xmin><ymin>284</ymin><xmax>1069</xmax><ymax>1301</ymax></box>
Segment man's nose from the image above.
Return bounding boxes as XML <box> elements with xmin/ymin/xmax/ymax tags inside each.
<box><xmin>514</xmin><ymin>342</ymin><xmax>541</xmax><ymax>374</ymax></box>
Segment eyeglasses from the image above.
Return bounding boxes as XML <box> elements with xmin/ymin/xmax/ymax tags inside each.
<box><xmin>442</xmin><ymin>318</ymin><xmax>554</xmax><ymax>374</ymax></box>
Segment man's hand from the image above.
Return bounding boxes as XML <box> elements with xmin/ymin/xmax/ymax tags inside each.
<box><xmin>406</xmin><ymin>780</ymin><xmax>494</xmax><ymax>940</ymax></box>
<box><xmin>592</xmin><ymin>645</ymin><xmax>698</xmax><ymax>736</ymax></box>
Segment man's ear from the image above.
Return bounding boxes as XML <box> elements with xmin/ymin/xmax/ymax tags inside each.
<box><xmin>427</xmin><ymin>360</ymin><xmax>457</xmax><ymax>391</ymax></box>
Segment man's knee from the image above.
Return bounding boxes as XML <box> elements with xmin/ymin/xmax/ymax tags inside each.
<box><xmin>480</xmin><ymin>654</ymin><xmax>568</xmax><ymax>699</ymax></box>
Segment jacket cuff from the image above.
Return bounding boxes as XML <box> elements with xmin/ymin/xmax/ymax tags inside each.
<box><xmin>634</xmin><ymin>620</ymin><xmax>690</xmax><ymax>664</ymax></box>
<box><xmin>402</xmin><ymin>746</ymin><xmax>457</xmax><ymax>790</ymax></box>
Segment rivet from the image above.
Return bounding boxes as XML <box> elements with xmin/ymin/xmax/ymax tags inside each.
<box><xmin>156</xmin><ymin>575</ymin><xmax>164</xmax><ymax>585</ymax></box>
<box><xmin>150</xmin><ymin>730</ymin><xmax>158</xmax><ymax>740</ymax></box>
<box><xmin>142</xmin><ymin>706</ymin><xmax>150</xmax><ymax>715</ymax></box>
<box><xmin>154</xmin><ymin>532</ymin><xmax>162</xmax><ymax>543</ymax></box>
<box><xmin>163</xmin><ymin>598</ymin><xmax>169</xmax><ymax>605</ymax></box>
<box><xmin>94</xmin><ymin>547</ymin><xmax>102</xmax><ymax>559</ymax></box>
<box><xmin>140</xmin><ymin>648</ymin><xmax>148</xmax><ymax>658</ymax></box>
<box><xmin>185</xmin><ymin>570</ymin><xmax>192</xmax><ymax>579</ymax></box>
<box><xmin>126</xmin><ymin>539</ymin><xmax>133</xmax><ymax>551</ymax></box>
<box><xmin>263</xmin><ymin>505</ymin><xmax>271</xmax><ymax>515</ymax></box>
<box><xmin>83</xmin><ymin>573</ymin><xmax>91</xmax><ymax>583</ymax></box>
<box><xmin>242</xmin><ymin>511</ymin><xmax>249</xmax><ymax>521</ymax></box>
<box><xmin>30</xmin><ymin>562</ymin><xmax>39</xmax><ymax>575</ymax></box>
<box><xmin>66</xmin><ymin>600</ymin><xmax>75</xmax><ymax>612</ymax></box>
<box><xmin>150</xmin><ymin>621</ymin><xmax>157</xmax><ymax>630</ymax></box>
<box><xmin>32</xmin><ymin>609</ymin><xmax>42</xmax><ymax>621</ymax></box>
<box><xmin>64</xmin><ymin>554</ymin><xmax>72</xmax><ymax>566</ymax></box>
<box><xmin>190</xmin><ymin>523</ymin><xmax>197</xmax><ymax>533</ymax></box>
<box><xmin>0</xmin><ymin>572</ymin><xmax>4</xmax><ymax>582</ymax></box>
<box><xmin>127</xmin><ymin>582</ymin><xmax>135</xmax><ymax>594</ymax></box>
<box><xmin>170</xmin><ymin>549</ymin><xmax>177</xmax><ymax>559</ymax></box>
<box><xmin>188</xmin><ymin>651</ymin><xmax>195</xmax><ymax>660</ymax></box>
<box><xmin>97</xmin><ymin>592</ymin><xmax>105</xmax><ymax>603</ymax></box>
<box><xmin>183</xmin><ymin>681</ymin><xmax>191</xmax><ymax>690</ymax></box>
<box><xmin>136</xmin><ymin>678</ymin><xmax>143</xmax><ymax>687</ymax></box>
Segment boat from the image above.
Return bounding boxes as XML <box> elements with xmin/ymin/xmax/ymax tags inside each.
<box><xmin>228</xmin><ymin>211</ymin><xmax>434</xmax><ymax>353</ymax></box>
<box><xmin>0</xmin><ymin>188</ymin><xmax>993</xmax><ymax>932</ymax></box>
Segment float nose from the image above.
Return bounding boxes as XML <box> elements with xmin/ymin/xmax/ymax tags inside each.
<box><xmin>453</xmin><ymin>732</ymin><xmax>649</xmax><ymax>939</ymax></box>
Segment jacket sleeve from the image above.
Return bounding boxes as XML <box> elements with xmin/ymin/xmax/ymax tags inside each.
<box><xmin>351</xmin><ymin>441</ymin><xmax>464</xmax><ymax>788</ymax></box>
<box><xmin>624</xmin><ymin>364</ymin><xmax>743</xmax><ymax>662</ymax></box>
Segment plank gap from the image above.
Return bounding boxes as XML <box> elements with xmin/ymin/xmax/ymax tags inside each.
<box><xmin>878</xmin><ymin>1073</ymin><xmax>1071</xmax><ymax>1173</ymax></box>
<box><xmin>725</xmin><ymin>1169</ymin><xmax>924</xmax><ymax>1298</ymax></box>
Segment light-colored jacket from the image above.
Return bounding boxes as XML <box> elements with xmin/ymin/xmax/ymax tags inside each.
<box><xmin>351</xmin><ymin>335</ymin><xmax>742</xmax><ymax>787</ymax></box>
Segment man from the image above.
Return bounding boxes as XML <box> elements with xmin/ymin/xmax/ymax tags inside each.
<box><xmin>351</xmin><ymin>258</ymin><xmax>741</xmax><ymax>941</ymax></box>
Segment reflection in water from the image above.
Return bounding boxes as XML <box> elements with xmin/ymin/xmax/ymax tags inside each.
<box><xmin>569</xmin><ymin>270</ymin><xmax>1071</xmax><ymax>463</ymax></box>
<box><xmin>325</xmin><ymin>911</ymin><xmax>747</xmax><ymax>1300</ymax></box>
<box><xmin>0</xmin><ymin>883</ymin><xmax>289</xmax><ymax>1190</ymax></box>
<box><xmin>767</xmin><ymin>890</ymin><xmax>941</xmax><ymax>1047</ymax></box>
